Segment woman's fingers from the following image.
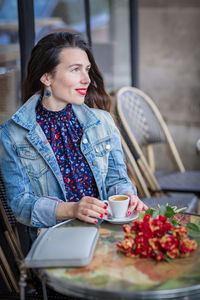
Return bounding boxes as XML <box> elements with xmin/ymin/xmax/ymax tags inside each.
<box><xmin>125</xmin><ymin>193</ymin><xmax>148</xmax><ymax>216</ymax></box>
<box><xmin>74</xmin><ymin>196</ymin><xmax>108</xmax><ymax>223</ymax></box>
<box><xmin>143</xmin><ymin>202</ymin><xmax>148</xmax><ymax>211</ymax></box>
<box><xmin>81</xmin><ymin>196</ymin><xmax>107</xmax><ymax>209</ymax></box>
<box><xmin>81</xmin><ymin>196</ymin><xmax>108</xmax><ymax>214</ymax></box>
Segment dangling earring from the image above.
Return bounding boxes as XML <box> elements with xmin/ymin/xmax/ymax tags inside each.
<box><xmin>44</xmin><ymin>89</ymin><xmax>51</xmax><ymax>98</ymax></box>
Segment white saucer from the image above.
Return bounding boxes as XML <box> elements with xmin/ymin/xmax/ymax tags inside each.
<box><xmin>103</xmin><ymin>211</ymin><xmax>138</xmax><ymax>224</ymax></box>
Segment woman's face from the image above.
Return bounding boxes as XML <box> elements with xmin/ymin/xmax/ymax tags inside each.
<box><xmin>41</xmin><ymin>47</ymin><xmax>91</xmax><ymax>111</ymax></box>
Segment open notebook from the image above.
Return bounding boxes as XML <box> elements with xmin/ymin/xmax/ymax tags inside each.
<box><xmin>22</xmin><ymin>225</ymin><xmax>99</xmax><ymax>268</ymax></box>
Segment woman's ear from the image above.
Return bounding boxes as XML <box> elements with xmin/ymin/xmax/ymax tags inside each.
<box><xmin>40</xmin><ymin>73</ymin><xmax>51</xmax><ymax>86</ymax></box>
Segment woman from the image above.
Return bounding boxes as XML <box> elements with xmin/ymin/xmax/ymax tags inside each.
<box><xmin>0</xmin><ymin>32</ymin><xmax>147</xmax><ymax>240</ymax></box>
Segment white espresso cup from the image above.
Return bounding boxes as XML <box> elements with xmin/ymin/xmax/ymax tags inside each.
<box><xmin>106</xmin><ymin>194</ymin><xmax>130</xmax><ymax>219</ymax></box>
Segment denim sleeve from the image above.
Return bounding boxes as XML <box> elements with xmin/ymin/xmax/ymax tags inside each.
<box><xmin>105</xmin><ymin>123</ymin><xmax>137</xmax><ymax>197</ymax></box>
<box><xmin>31</xmin><ymin>196</ymin><xmax>61</xmax><ymax>227</ymax></box>
<box><xmin>0</xmin><ymin>129</ymin><xmax>62</xmax><ymax>228</ymax></box>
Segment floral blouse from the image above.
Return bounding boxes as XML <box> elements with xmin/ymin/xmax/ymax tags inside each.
<box><xmin>36</xmin><ymin>101</ymin><xmax>99</xmax><ymax>202</ymax></box>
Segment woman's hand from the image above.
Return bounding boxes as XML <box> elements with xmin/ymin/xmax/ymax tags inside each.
<box><xmin>125</xmin><ymin>193</ymin><xmax>148</xmax><ymax>216</ymax></box>
<box><xmin>73</xmin><ymin>196</ymin><xmax>108</xmax><ymax>223</ymax></box>
<box><xmin>56</xmin><ymin>196</ymin><xmax>108</xmax><ymax>224</ymax></box>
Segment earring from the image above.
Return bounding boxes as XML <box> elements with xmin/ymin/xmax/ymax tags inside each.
<box><xmin>44</xmin><ymin>90</ymin><xmax>51</xmax><ymax>98</ymax></box>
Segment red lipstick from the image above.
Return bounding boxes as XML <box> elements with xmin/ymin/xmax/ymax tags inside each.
<box><xmin>75</xmin><ymin>88</ymin><xmax>87</xmax><ymax>96</ymax></box>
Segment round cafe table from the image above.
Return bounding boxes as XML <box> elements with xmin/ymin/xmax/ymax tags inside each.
<box><xmin>38</xmin><ymin>213</ymin><xmax>200</xmax><ymax>300</ymax></box>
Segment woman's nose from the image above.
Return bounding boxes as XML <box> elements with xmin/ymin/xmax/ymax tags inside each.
<box><xmin>81</xmin><ymin>71</ymin><xmax>91</xmax><ymax>84</ymax></box>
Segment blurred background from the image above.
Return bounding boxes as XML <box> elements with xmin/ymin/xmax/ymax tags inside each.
<box><xmin>0</xmin><ymin>0</ymin><xmax>199</xmax><ymax>170</ymax></box>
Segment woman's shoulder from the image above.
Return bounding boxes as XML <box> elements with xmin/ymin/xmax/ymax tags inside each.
<box><xmin>1</xmin><ymin>94</ymin><xmax>39</xmax><ymax>133</ymax></box>
<box><xmin>89</xmin><ymin>106</ymin><xmax>114</xmax><ymax>123</ymax></box>
<box><xmin>0</xmin><ymin>118</ymin><xmax>18</xmax><ymax>146</ymax></box>
<box><xmin>0</xmin><ymin>118</ymin><xmax>25</xmax><ymax>144</ymax></box>
<box><xmin>0</xmin><ymin>118</ymin><xmax>14</xmax><ymax>132</ymax></box>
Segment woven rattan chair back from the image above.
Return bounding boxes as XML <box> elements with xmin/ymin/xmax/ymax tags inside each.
<box><xmin>117</xmin><ymin>87</ymin><xmax>166</xmax><ymax>147</ymax></box>
<box><xmin>116</xmin><ymin>86</ymin><xmax>185</xmax><ymax>174</ymax></box>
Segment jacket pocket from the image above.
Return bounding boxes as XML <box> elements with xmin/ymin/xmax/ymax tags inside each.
<box><xmin>94</xmin><ymin>138</ymin><xmax>113</xmax><ymax>157</ymax></box>
<box><xmin>16</xmin><ymin>145</ymin><xmax>48</xmax><ymax>178</ymax></box>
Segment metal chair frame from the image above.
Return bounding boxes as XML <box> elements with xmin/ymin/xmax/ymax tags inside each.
<box><xmin>120</xmin><ymin>135</ymin><xmax>198</xmax><ymax>213</ymax></box>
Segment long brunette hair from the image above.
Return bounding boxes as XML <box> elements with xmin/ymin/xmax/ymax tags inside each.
<box><xmin>22</xmin><ymin>32</ymin><xmax>111</xmax><ymax>111</ymax></box>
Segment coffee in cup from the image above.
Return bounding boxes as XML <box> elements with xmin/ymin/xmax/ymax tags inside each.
<box><xmin>109</xmin><ymin>195</ymin><xmax>129</xmax><ymax>202</ymax></box>
<box><xmin>107</xmin><ymin>194</ymin><xmax>130</xmax><ymax>219</ymax></box>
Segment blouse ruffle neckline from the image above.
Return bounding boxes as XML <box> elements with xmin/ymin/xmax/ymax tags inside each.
<box><xmin>37</xmin><ymin>101</ymin><xmax>72</xmax><ymax>119</ymax></box>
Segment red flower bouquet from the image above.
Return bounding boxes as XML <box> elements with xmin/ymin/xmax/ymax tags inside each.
<box><xmin>116</xmin><ymin>205</ymin><xmax>198</xmax><ymax>262</ymax></box>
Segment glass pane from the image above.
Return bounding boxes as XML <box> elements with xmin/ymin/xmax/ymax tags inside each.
<box><xmin>34</xmin><ymin>0</ymin><xmax>85</xmax><ymax>42</ymax></box>
<box><xmin>91</xmin><ymin>0</ymin><xmax>131</xmax><ymax>93</ymax></box>
<box><xmin>0</xmin><ymin>0</ymin><xmax>20</xmax><ymax>123</ymax></box>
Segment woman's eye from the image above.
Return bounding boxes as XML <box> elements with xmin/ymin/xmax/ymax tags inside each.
<box><xmin>72</xmin><ymin>67</ymin><xmax>79</xmax><ymax>72</ymax></box>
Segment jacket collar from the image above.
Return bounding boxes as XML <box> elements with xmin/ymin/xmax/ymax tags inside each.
<box><xmin>12</xmin><ymin>94</ymin><xmax>40</xmax><ymax>130</ymax></box>
<box><xmin>12</xmin><ymin>94</ymin><xmax>101</xmax><ymax>131</ymax></box>
<box><xmin>72</xmin><ymin>103</ymin><xmax>100</xmax><ymax>131</ymax></box>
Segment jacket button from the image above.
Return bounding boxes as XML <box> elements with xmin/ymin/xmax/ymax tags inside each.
<box><xmin>92</xmin><ymin>160</ymin><xmax>98</xmax><ymax>166</ymax></box>
<box><xmin>95</xmin><ymin>148</ymin><xmax>99</xmax><ymax>153</ymax></box>
<box><xmin>106</xmin><ymin>144</ymin><xmax>111</xmax><ymax>150</ymax></box>
<box><xmin>83</xmin><ymin>138</ymin><xmax>88</xmax><ymax>144</ymax></box>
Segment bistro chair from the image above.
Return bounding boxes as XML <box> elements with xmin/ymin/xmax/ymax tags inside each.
<box><xmin>0</xmin><ymin>244</ymin><xmax>19</xmax><ymax>293</ymax></box>
<box><xmin>121</xmin><ymin>136</ymin><xmax>198</xmax><ymax>212</ymax></box>
<box><xmin>0</xmin><ymin>171</ymin><xmax>82</xmax><ymax>299</ymax></box>
<box><xmin>0</xmin><ymin>170</ymin><xmax>24</xmax><ymax>293</ymax></box>
<box><xmin>116</xmin><ymin>86</ymin><xmax>200</xmax><ymax>195</ymax></box>
<box><xmin>0</xmin><ymin>171</ymin><xmax>24</xmax><ymax>264</ymax></box>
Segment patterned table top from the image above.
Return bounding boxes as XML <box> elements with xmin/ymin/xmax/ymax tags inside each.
<box><xmin>41</xmin><ymin>213</ymin><xmax>200</xmax><ymax>299</ymax></box>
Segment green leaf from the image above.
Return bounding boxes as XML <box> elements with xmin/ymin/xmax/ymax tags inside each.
<box><xmin>138</xmin><ymin>212</ymin><xmax>145</xmax><ymax>220</ymax></box>
<box><xmin>174</xmin><ymin>207</ymin><xmax>187</xmax><ymax>213</ymax></box>
<box><xmin>186</xmin><ymin>223</ymin><xmax>200</xmax><ymax>232</ymax></box>
<box><xmin>171</xmin><ymin>206</ymin><xmax>177</xmax><ymax>210</ymax></box>
<box><xmin>132</xmin><ymin>243</ymin><xmax>137</xmax><ymax>250</ymax></box>
<box><xmin>164</xmin><ymin>254</ymin><xmax>171</xmax><ymax>262</ymax></box>
<box><xmin>188</xmin><ymin>231</ymin><xmax>200</xmax><ymax>241</ymax></box>
<box><xmin>152</xmin><ymin>210</ymin><xmax>159</xmax><ymax>219</ymax></box>
<box><xmin>167</xmin><ymin>231</ymin><xmax>173</xmax><ymax>235</ymax></box>
<box><xmin>158</xmin><ymin>205</ymin><xmax>167</xmax><ymax>216</ymax></box>
<box><xmin>145</xmin><ymin>208</ymin><xmax>154</xmax><ymax>216</ymax></box>
<box><xmin>165</xmin><ymin>206</ymin><xmax>175</xmax><ymax>218</ymax></box>
<box><xmin>170</xmin><ymin>219</ymin><xmax>181</xmax><ymax>227</ymax></box>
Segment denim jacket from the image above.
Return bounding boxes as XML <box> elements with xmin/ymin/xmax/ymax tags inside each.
<box><xmin>0</xmin><ymin>94</ymin><xmax>136</xmax><ymax>231</ymax></box>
